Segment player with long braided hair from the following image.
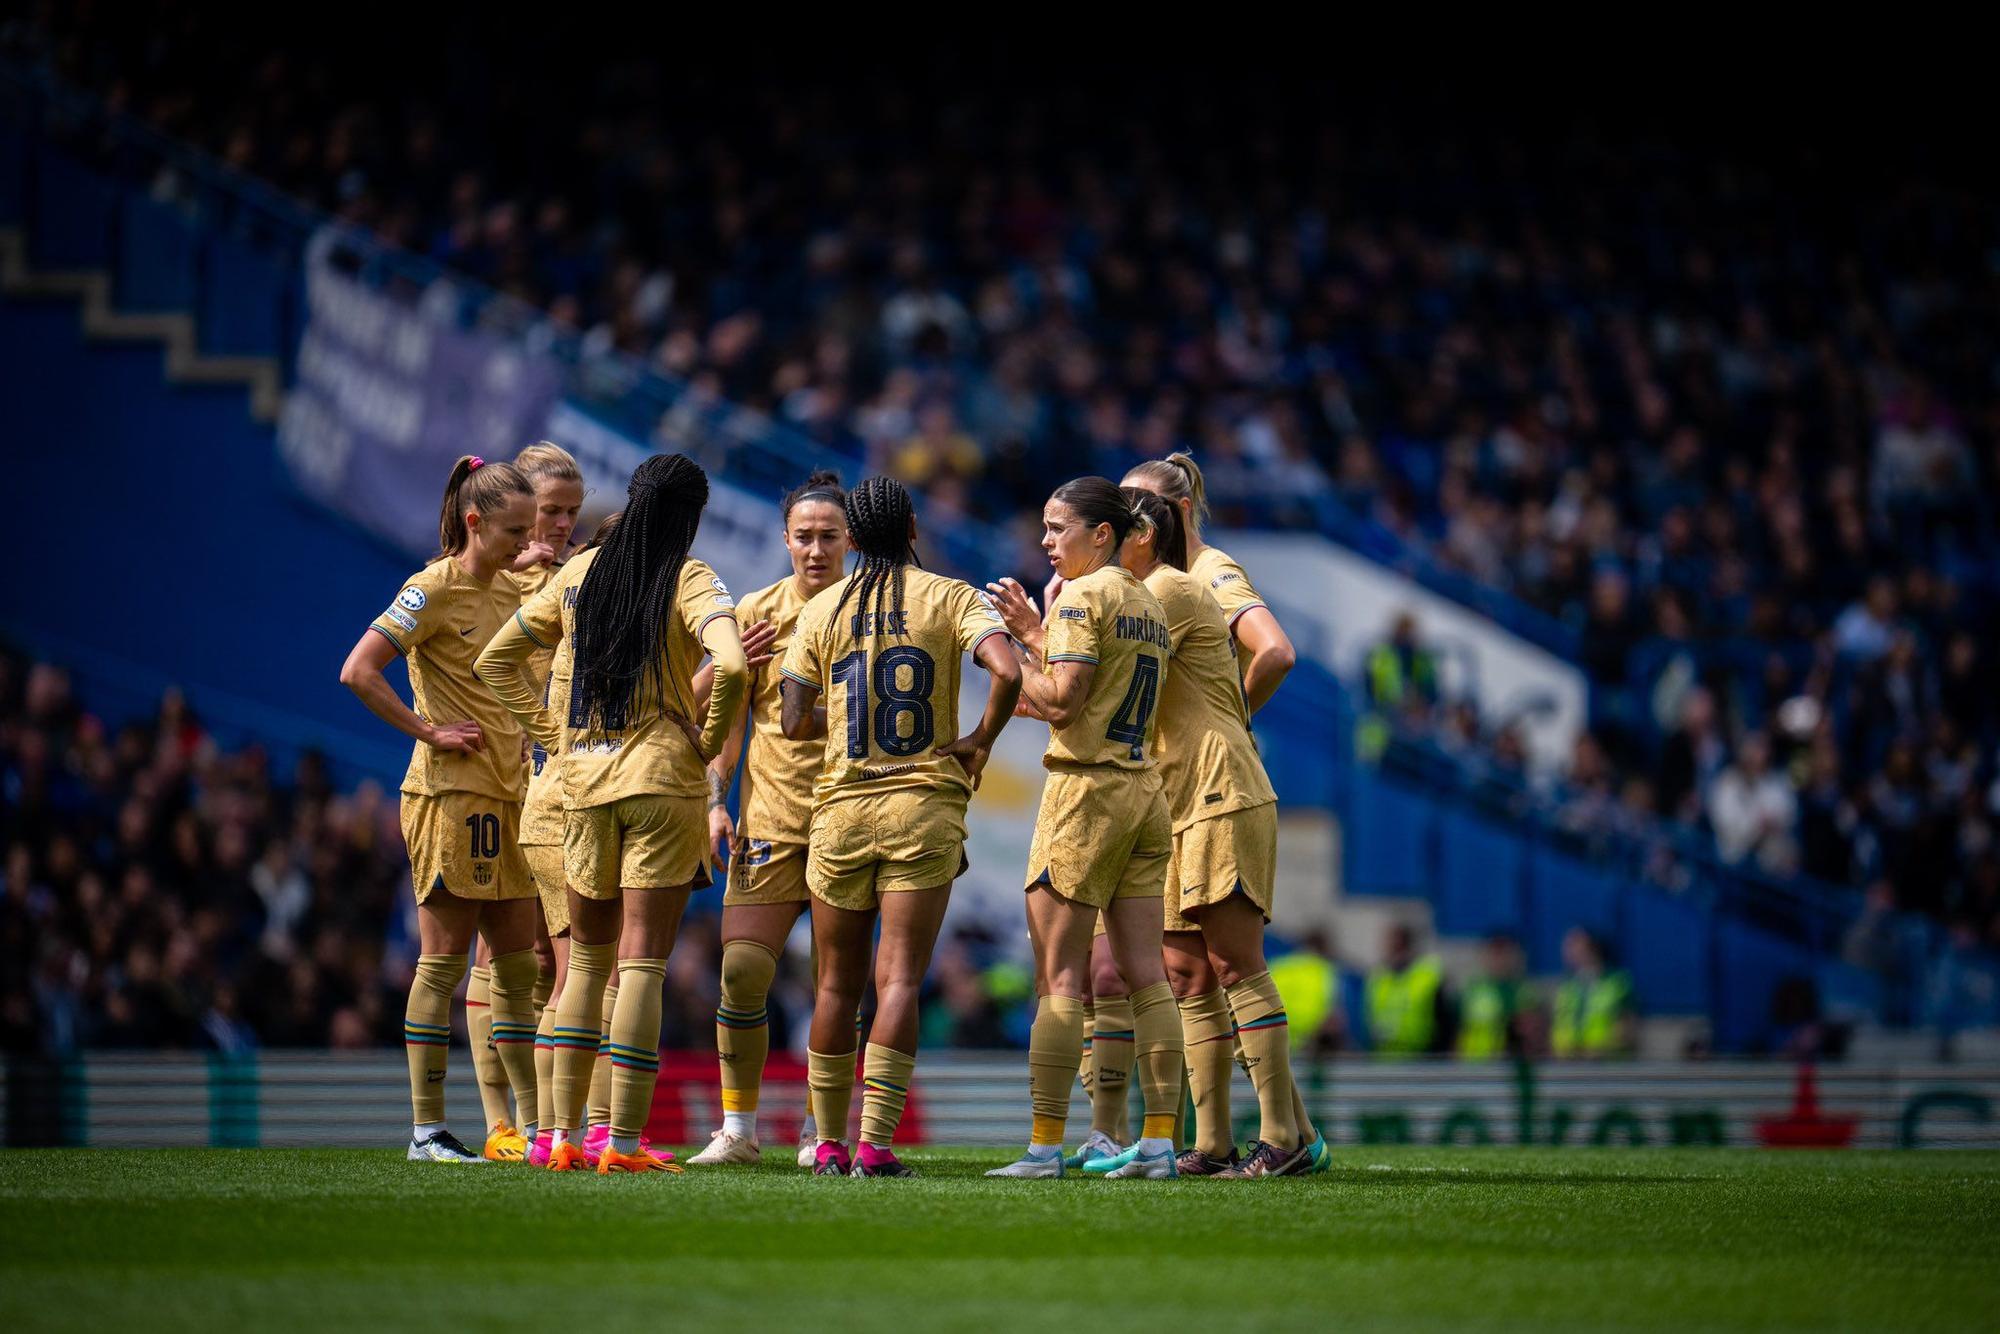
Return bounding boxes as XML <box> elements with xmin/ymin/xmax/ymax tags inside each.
<box><xmin>1124</xmin><ymin>451</ymin><xmax>1328</xmax><ymax>1172</ymax></box>
<box><xmin>339</xmin><ymin>455</ymin><xmax>542</xmax><ymax>1163</ymax></box>
<box><xmin>777</xmin><ymin>476</ymin><xmax>1021</xmax><ymax>1177</ymax></box>
<box><xmin>983</xmin><ymin>477</ymin><xmax>1184</xmax><ymax>1179</ymax></box>
<box><xmin>477</xmin><ymin>452</ymin><xmax>749</xmax><ymax>1175</ymax></box>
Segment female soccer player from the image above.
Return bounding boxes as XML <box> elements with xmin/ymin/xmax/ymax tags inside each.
<box><xmin>467</xmin><ymin>442</ymin><xmax>585</xmax><ymax>1161</ymax></box>
<box><xmin>1120</xmin><ymin>488</ymin><xmax>1309</xmax><ymax>1177</ymax></box>
<box><xmin>1124</xmin><ymin>451</ymin><xmax>1329</xmax><ymax>1173</ymax></box>
<box><xmin>477</xmin><ymin>453</ymin><xmax>750</xmax><ymax>1175</ymax></box>
<box><xmin>984</xmin><ymin>477</ymin><xmax>1185</xmax><ymax>1180</ymax></box>
<box><xmin>688</xmin><ymin>470</ymin><xmax>853</xmax><ymax>1167</ymax></box>
<box><xmin>777</xmin><ymin>477</ymin><xmax>1021</xmax><ymax>1177</ymax></box>
<box><xmin>338</xmin><ymin>455</ymin><xmax>543</xmax><ymax>1163</ymax></box>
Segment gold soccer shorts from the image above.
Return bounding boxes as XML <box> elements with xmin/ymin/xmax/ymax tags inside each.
<box><xmin>563</xmin><ymin>793</ymin><xmax>711</xmax><ymax>898</ymax></box>
<box><xmin>725</xmin><ymin>837</ymin><xmax>811</xmax><ymax>907</ymax></box>
<box><xmin>401</xmin><ymin>791</ymin><xmax>532</xmax><ymax>904</ymax></box>
<box><xmin>1025</xmin><ymin>768</ymin><xmax>1170</xmax><ymax>910</ymax></box>
<box><xmin>808</xmin><ymin>790</ymin><xmax>968</xmax><ymax>912</ymax></box>
<box><xmin>1164</xmin><ymin>801</ymin><xmax>1277</xmax><ymax>932</ymax></box>
<box><xmin>522</xmin><ymin>842</ymin><xmax>569</xmax><ymax>935</ymax></box>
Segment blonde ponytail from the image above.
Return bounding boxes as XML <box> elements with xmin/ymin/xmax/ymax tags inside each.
<box><xmin>1123</xmin><ymin>451</ymin><xmax>1209</xmax><ymax>538</ymax></box>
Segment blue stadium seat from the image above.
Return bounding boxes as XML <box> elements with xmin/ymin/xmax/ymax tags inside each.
<box><xmin>1625</xmin><ymin>887</ymin><xmax>1711</xmax><ymax>1016</ymax></box>
<box><xmin>1712</xmin><ymin>918</ymin><xmax>1818</xmax><ymax>1053</ymax></box>
<box><xmin>1434</xmin><ymin>809</ymin><xmax>1526</xmax><ymax>937</ymax></box>
<box><xmin>31</xmin><ymin>145</ymin><xmax>116</xmax><ymax>269</ymax></box>
<box><xmin>197</xmin><ymin>231</ymin><xmax>288</xmax><ymax>356</ymax></box>
<box><xmin>1343</xmin><ymin>772</ymin><xmax>1435</xmax><ymax>897</ymax></box>
<box><xmin>117</xmin><ymin>194</ymin><xmax>200</xmax><ymax>312</ymax></box>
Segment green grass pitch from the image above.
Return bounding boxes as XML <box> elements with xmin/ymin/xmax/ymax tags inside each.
<box><xmin>2</xmin><ymin>1147</ymin><xmax>1996</xmax><ymax>1332</ymax></box>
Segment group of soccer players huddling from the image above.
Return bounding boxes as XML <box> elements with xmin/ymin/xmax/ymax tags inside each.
<box><xmin>340</xmin><ymin>440</ymin><xmax>1331</xmax><ymax>1179</ymax></box>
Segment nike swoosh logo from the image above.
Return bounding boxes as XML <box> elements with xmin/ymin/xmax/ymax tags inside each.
<box><xmin>459</xmin><ymin>627</ymin><xmax>476</xmax><ymax>636</ymax></box>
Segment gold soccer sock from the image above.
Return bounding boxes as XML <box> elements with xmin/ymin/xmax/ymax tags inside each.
<box><xmin>1079</xmin><ymin>1001</ymin><xmax>1096</xmax><ymax>1098</ymax></box>
<box><xmin>607</xmin><ymin>959</ymin><xmax>666</xmax><ymax>1145</ymax></box>
<box><xmin>550</xmin><ymin>942</ymin><xmax>613</xmax><ymax>1133</ymax></box>
<box><xmin>531</xmin><ymin>965</ymin><xmax>554</xmax><ymax>1017</ymax></box>
<box><xmin>487</xmin><ymin>949</ymin><xmax>542</xmax><ymax>1135</ymax></box>
<box><xmin>1178</xmin><ymin>988</ymin><xmax>1237</xmax><ymax>1157</ymax></box>
<box><xmin>716</xmin><ymin>939</ymin><xmax>778</xmax><ymax>1131</ymax></box>
<box><xmin>533</xmin><ymin>991</ymin><xmax>559</xmax><ymax>1134</ymax></box>
<box><xmin>1087</xmin><ymin>993</ymin><xmax>1134</xmax><ymax>1140</ymax></box>
<box><xmin>465</xmin><ymin>964</ymin><xmax>512</xmax><ymax>1131</ymax></box>
<box><xmin>405</xmin><ymin>953</ymin><xmax>467</xmax><ymax>1127</ymax></box>
<box><xmin>1129</xmin><ymin>982</ymin><xmax>1184</xmax><ymax>1142</ymax></box>
<box><xmin>588</xmin><ymin>975</ymin><xmax>617</xmax><ymax>1128</ymax></box>
<box><xmin>859</xmin><ymin>1044</ymin><xmax>915</xmax><ymax>1148</ymax></box>
<box><xmin>809</xmin><ymin>1047</ymin><xmax>857</xmax><ymax>1145</ymax></box>
<box><xmin>1028</xmin><ymin>994</ymin><xmax>1086</xmax><ymax>1148</ymax></box>
<box><xmin>1227</xmin><ymin>971</ymin><xmax>1301</xmax><ymax>1151</ymax></box>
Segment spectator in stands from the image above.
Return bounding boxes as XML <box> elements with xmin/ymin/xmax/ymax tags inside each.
<box><xmin>1551</xmin><ymin>928</ymin><xmax>1636</xmax><ymax>1060</ymax></box>
<box><xmin>1708</xmin><ymin>732</ymin><xmax>1799</xmax><ymax>875</ymax></box>
<box><xmin>1364</xmin><ymin>923</ymin><xmax>1452</xmax><ymax>1056</ymax></box>
<box><xmin>1456</xmin><ymin>932</ymin><xmax>1538</xmax><ymax>1060</ymax></box>
<box><xmin>1364</xmin><ymin>612</ymin><xmax>1439</xmax><ymax>721</ymax></box>
<box><xmin>1267</xmin><ymin>930</ymin><xmax>1346</xmax><ymax>1058</ymax></box>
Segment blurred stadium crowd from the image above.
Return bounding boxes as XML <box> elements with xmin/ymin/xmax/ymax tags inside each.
<box><xmin>5</xmin><ymin>13</ymin><xmax>1999</xmax><ymax>1048</ymax></box>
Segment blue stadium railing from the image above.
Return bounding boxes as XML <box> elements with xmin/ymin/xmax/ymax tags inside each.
<box><xmin>0</xmin><ymin>59</ymin><xmax>1018</xmax><ymax>583</ymax></box>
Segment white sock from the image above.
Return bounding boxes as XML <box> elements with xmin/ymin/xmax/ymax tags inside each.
<box><xmin>414</xmin><ymin>1121</ymin><xmax>446</xmax><ymax>1140</ymax></box>
<box><xmin>799</xmin><ymin>1115</ymin><xmax>816</xmax><ymax>1138</ymax></box>
<box><xmin>1027</xmin><ymin>1143</ymin><xmax>1062</xmax><ymax>1158</ymax></box>
<box><xmin>1138</xmin><ymin>1136</ymin><xmax>1171</xmax><ymax>1155</ymax></box>
<box><xmin>723</xmin><ymin>1111</ymin><xmax>756</xmax><ymax>1139</ymax></box>
<box><xmin>551</xmin><ymin>1128</ymin><xmax>570</xmax><ymax>1148</ymax></box>
<box><xmin>610</xmin><ymin>1132</ymin><xmax>640</xmax><ymax>1155</ymax></box>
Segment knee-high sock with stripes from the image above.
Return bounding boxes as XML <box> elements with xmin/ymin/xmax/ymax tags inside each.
<box><xmin>1178</xmin><ymin>988</ymin><xmax>1237</xmax><ymax>1157</ymax></box>
<box><xmin>587</xmin><ymin>975</ymin><xmax>618</xmax><ymax>1128</ymax></box>
<box><xmin>550</xmin><ymin>942</ymin><xmax>613</xmax><ymax>1132</ymax></box>
<box><xmin>404</xmin><ymin>953</ymin><xmax>467</xmax><ymax>1126</ymax></box>
<box><xmin>1129</xmin><ymin>982</ymin><xmax>1184</xmax><ymax>1142</ymax></box>
<box><xmin>465</xmin><ymin>964</ymin><xmax>512</xmax><ymax>1130</ymax></box>
<box><xmin>860</xmin><ymin>1043</ymin><xmax>915</xmax><ymax>1148</ymax></box>
<box><xmin>716</xmin><ymin>940</ymin><xmax>778</xmax><ymax>1127</ymax></box>
<box><xmin>533</xmin><ymin>988</ymin><xmax>559</xmax><ymax>1134</ymax></box>
<box><xmin>1028</xmin><ymin>994</ymin><xmax>1086</xmax><ymax>1148</ymax></box>
<box><xmin>1087</xmin><ymin>993</ymin><xmax>1134</xmax><ymax>1139</ymax></box>
<box><xmin>808</xmin><ymin>1047</ymin><xmax>857</xmax><ymax>1145</ymax></box>
<box><xmin>1227</xmin><ymin>971</ymin><xmax>1301</xmax><ymax>1150</ymax></box>
<box><xmin>606</xmin><ymin>959</ymin><xmax>666</xmax><ymax>1144</ymax></box>
<box><xmin>486</xmin><ymin>948</ymin><xmax>542</xmax><ymax>1136</ymax></box>
<box><xmin>1078</xmin><ymin>1001</ymin><xmax>1096</xmax><ymax>1097</ymax></box>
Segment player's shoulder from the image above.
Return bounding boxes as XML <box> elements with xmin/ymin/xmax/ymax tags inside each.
<box><xmin>739</xmin><ymin>576</ymin><xmax>794</xmax><ymax>620</ymax></box>
<box><xmin>394</xmin><ymin>558</ymin><xmax>457</xmax><ymax>607</ymax></box>
<box><xmin>1193</xmin><ymin>545</ymin><xmax>1250</xmax><ymax>586</ymax></box>
<box><xmin>1145</xmin><ymin>564</ymin><xmax>1200</xmax><ymax>611</ymax></box>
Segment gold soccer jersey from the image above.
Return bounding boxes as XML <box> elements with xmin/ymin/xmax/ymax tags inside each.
<box><xmin>511</xmin><ymin>548</ymin><xmax>739</xmax><ymax>808</ymax></box>
<box><xmin>369</xmin><ymin>558</ymin><xmax>528</xmax><ymax>804</ymax></box>
<box><xmin>734</xmin><ymin>577</ymin><xmax>820</xmax><ymax>847</ymax></box>
<box><xmin>779</xmin><ymin>567</ymin><xmax>1010</xmax><ymax>809</ymax></box>
<box><xmin>1040</xmin><ymin>564</ymin><xmax>1169</xmax><ymax>771</ymax></box>
<box><xmin>1143</xmin><ymin>566</ymin><xmax>1277</xmax><ymax>831</ymax></box>
<box><xmin>1188</xmin><ymin>545</ymin><xmax>1269</xmax><ymax>680</ymax></box>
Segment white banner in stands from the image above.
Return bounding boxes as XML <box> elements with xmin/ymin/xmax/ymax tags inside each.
<box><xmin>1212</xmin><ymin>529</ymin><xmax>1588</xmax><ymax>771</ymax></box>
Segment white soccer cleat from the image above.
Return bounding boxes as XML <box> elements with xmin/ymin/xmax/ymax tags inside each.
<box><xmin>796</xmin><ymin>1119</ymin><xmax>818</xmax><ymax>1169</ymax></box>
<box><xmin>407</xmin><ymin>1129</ymin><xmax>486</xmax><ymax>1163</ymax></box>
<box><xmin>985</xmin><ymin>1148</ymin><xmax>1066</xmax><ymax>1179</ymax></box>
<box><xmin>1101</xmin><ymin>1144</ymin><xmax>1179</xmax><ymax>1179</ymax></box>
<box><xmin>687</xmin><ymin>1129</ymin><xmax>762</xmax><ymax>1166</ymax></box>
<box><xmin>1063</xmin><ymin>1129</ymin><xmax>1125</xmax><ymax>1172</ymax></box>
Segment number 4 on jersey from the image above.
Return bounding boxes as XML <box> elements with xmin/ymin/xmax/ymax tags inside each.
<box><xmin>1105</xmin><ymin>653</ymin><xmax>1160</xmax><ymax>760</ymax></box>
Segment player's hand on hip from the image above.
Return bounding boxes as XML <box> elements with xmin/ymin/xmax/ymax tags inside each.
<box><xmin>983</xmin><ymin>577</ymin><xmax>1042</xmax><ymax>640</ymax></box>
<box><xmin>428</xmin><ymin>720</ymin><xmax>484</xmax><ymax>754</ymax></box>
<box><xmin>739</xmin><ymin>618</ymin><xmax>778</xmax><ymax>670</ymax></box>
<box><xmin>934</xmin><ymin>736</ymin><xmax>991</xmax><ymax>790</ymax></box>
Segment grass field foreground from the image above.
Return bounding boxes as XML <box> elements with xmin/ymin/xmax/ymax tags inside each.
<box><xmin>2</xmin><ymin>1146</ymin><xmax>1997</xmax><ymax>1332</ymax></box>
